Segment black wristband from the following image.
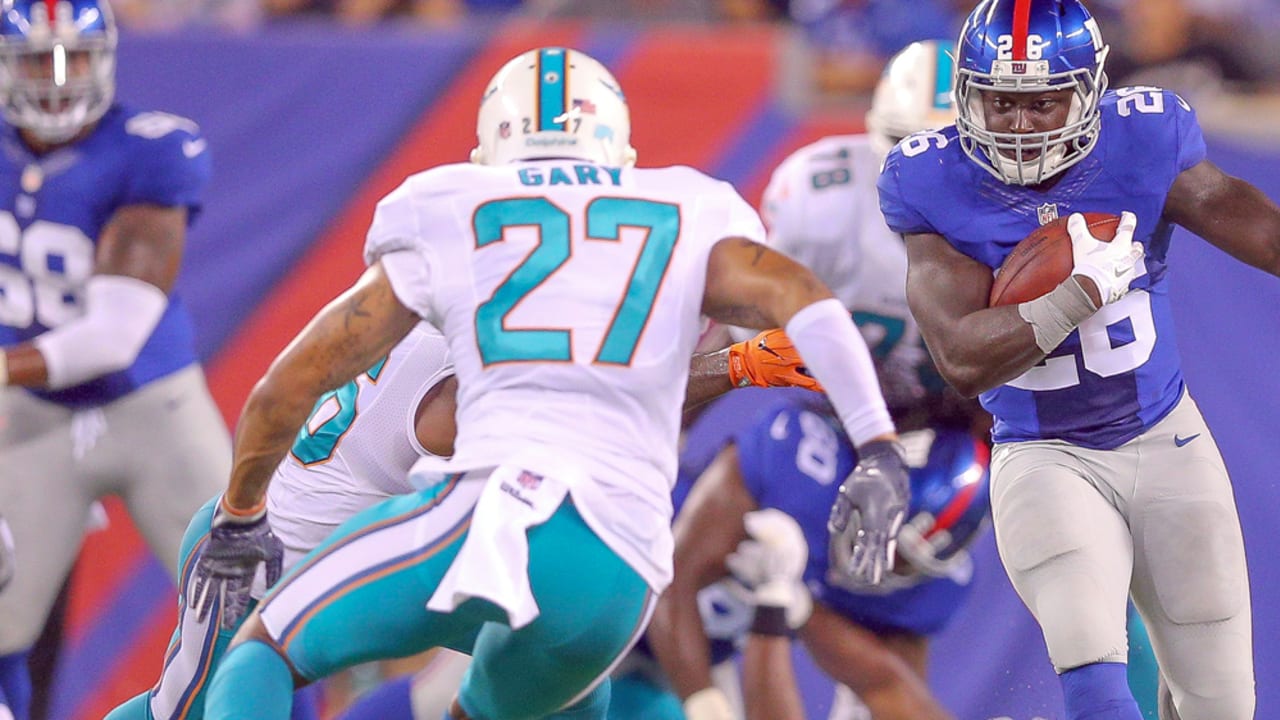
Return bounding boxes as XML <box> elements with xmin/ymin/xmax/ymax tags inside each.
<box><xmin>749</xmin><ymin>605</ymin><xmax>790</xmax><ymax>637</ymax></box>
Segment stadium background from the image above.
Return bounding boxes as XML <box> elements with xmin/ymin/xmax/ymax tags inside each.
<box><xmin>40</xmin><ymin>19</ymin><xmax>1280</xmax><ymax>720</ymax></box>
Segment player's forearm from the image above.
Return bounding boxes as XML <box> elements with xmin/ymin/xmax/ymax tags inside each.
<box><xmin>0</xmin><ymin>345</ymin><xmax>49</xmax><ymax>387</ymax></box>
<box><xmin>742</xmin><ymin>635</ymin><xmax>804</xmax><ymax>720</ymax></box>
<box><xmin>684</xmin><ymin>349</ymin><xmax>733</xmax><ymax>410</ymax></box>
<box><xmin>224</xmin><ymin>374</ymin><xmax>317</xmax><ymax>510</ymax></box>
<box><xmin>929</xmin><ymin>304</ymin><xmax>1051</xmax><ymax>397</ymax></box>
<box><xmin>647</xmin><ymin>592</ymin><xmax>717</xmax><ymax>699</ymax></box>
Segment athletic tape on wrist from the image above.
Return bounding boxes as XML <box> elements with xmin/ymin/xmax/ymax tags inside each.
<box><xmin>1017</xmin><ymin>277</ymin><xmax>1098</xmax><ymax>354</ymax></box>
<box><xmin>749</xmin><ymin>605</ymin><xmax>791</xmax><ymax>637</ymax></box>
<box><xmin>0</xmin><ymin>351</ymin><xmax>7</xmax><ymax>386</ymax></box>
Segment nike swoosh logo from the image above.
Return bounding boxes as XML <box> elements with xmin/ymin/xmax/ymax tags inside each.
<box><xmin>1174</xmin><ymin>433</ymin><xmax>1200</xmax><ymax>447</ymax></box>
<box><xmin>182</xmin><ymin>138</ymin><xmax>207</xmax><ymax>158</ymax></box>
<box><xmin>1115</xmin><ymin>266</ymin><xmax>1128</xmax><ymax>277</ymax></box>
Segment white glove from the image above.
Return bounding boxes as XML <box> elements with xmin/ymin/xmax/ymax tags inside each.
<box><xmin>727</xmin><ymin>509</ymin><xmax>812</xmax><ymax>629</ymax></box>
<box><xmin>1068</xmin><ymin>211</ymin><xmax>1144</xmax><ymax>306</ymax></box>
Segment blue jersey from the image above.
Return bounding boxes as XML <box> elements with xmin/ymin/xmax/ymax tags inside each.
<box><xmin>678</xmin><ymin>388</ymin><xmax>972</xmax><ymax>638</ymax></box>
<box><xmin>878</xmin><ymin>88</ymin><xmax>1205</xmax><ymax>449</ymax></box>
<box><xmin>0</xmin><ymin>104</ymin><xmax>210</xmax><ymax>407</ymax></box>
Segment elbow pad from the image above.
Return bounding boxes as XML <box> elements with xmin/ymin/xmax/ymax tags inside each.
<box><xmin>786</xmin><ymin>298</ymin><xmax>895</xmax><ymax>446</ymax></box>
<box><xmin>33</xmin><ymin>275</ymin><xmax>168</xmax><ymax>390</ymax></box>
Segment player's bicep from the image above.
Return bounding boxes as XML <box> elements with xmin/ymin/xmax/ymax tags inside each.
<box><xmin>800</xmin><ymin>603</ymin><xmax>925</xmax><ymax>696</ymax></box>
<box><xmin>903</xmin><ymin>232</ymin><xmax>991</xmax><ymax>351</ymax></box>
<box><xmin>95</xmin><ymin>204</ymin><xmax>188</xmax><ymax>292</ymax></box>
<box><xmin>702</xmin><ymin>237</ymin><xmax>834</xmax><ymax>331</ymax></box>
<box><xmin>672</xmin><ymin>445</ymin><xmax>758</xmax><ymax>593</ymax></box>
<box><xmin>1165</xmin><ymin>159</ymin><xmax>1280</xmax><ymax>275</ymax></box>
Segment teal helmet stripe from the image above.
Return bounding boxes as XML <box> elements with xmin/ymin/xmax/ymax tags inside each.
<box><xmin>934</xmin><ymin>40</ymin><xmax>956</xmax><ymax>109</ymax></box>
<box><xmin>538</xmin><ymin>47</ymin><xmax>568</xmax><ymax>131</ymax></box>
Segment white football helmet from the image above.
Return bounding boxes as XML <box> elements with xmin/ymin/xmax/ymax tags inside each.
<box><xmin>471</xmin><ymin>47</ymin><xmax>636</xmax><ymax>168</ymax></box>
<box><xmin>864</xmin><ymin>39</ymin><xmax>958</xmax><ymax>159</ymax></box>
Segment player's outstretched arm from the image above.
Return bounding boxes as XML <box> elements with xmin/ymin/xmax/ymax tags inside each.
<box><xmin>800</xmin><ymin>605</ymin><xmax>953</xmax><ymax>720</ymax></box>
<box><xmin>1165</xmin><ymin>159</ymin><xmax>1280</xmax><ymax>277</ymax></box>
<box><xmin>904</xmin><ymin>231</ymin><xmax>1057</xmax><ymax>397</ymax></box>
<box><xmin>225</xmin><ymin>261</ymin><xmax>419</xmax><ymax>511</ymax></box>
<box><xmin>647</xmin><ymin>445</ymin><xmax>756</xmax><ymax>719</ymax></box>
<box><xmin>0</xmin><ymin>205</ymin><xmax>185</xmax><ymax>389</ymax></box>
<box><xmin>702</xmin><ymin>236</ymin><xmax>906</xmax><ymax>586</ymax></box>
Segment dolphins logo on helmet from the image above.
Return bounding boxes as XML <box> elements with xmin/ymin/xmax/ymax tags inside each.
<box><xmin>472</xmin><ymin>47</ymin><xmax>636</xmax><ymax>168</ymax></box>
<box><xmin>0</xmin><ymin>0</ymin><xmax>117</xmax><ymax>143</ymax></box>
<box><xmin>953</xmin><ymin>0</ymin><xmax>1109</xmax><ymax>185</ymax></box>
<box><xmin>865</xmin><ymin>39</ymin><xmax>959</xmax><ymax>160</ymax></box>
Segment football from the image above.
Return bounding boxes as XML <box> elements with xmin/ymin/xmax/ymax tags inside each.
<box><xmin>988</xmin><ymin>213</ymin><xmax>1122</xmax><ymax>307</ymax></box>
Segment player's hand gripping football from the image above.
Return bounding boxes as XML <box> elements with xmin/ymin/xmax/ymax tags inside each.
<box><xmin>827</xmin><ymin>440</ymin><xmax>910</xmax><ymax>587</ymax></box>
<box><xmin>727</xmin><ymin>509</ymin><xmax>813</xmax><ymax>630</ymax></box>
<box><xmin>1068</xmin><ymin>211</ymin><xmax>1143</xmax><ymax>306</ymax></box>
<box><xmin>727</xmin><ymin>329</ymin><xmax>824</xmax><ymax>392</ymax></box>
<box><xmin>191</xmin><ymin>497</ymin><xmax>284</xmax><ymax>630</ymax></box>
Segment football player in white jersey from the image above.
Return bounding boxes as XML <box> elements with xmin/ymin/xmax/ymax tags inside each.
<box><xmin>758</xmin><ymin>39</ymin><xmax>970</xmax><ymax>434</ymax></box>
<box><xmin>106</xmin><ymin>320</ymin><xmax>814</xmax><ymax>720</ymax></box>
<box><xmin>194</xmin><ymin>47</ymin><xmax>907</xmax><ymax>720</ymax></box>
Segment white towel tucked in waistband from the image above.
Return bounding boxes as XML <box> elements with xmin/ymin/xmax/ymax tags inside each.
<box><xmin>426</xmin><ymin>465</ymin><xmax>570</xmax><ymax>629</ymax></box>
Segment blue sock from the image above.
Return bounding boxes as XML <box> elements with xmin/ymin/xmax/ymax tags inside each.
<box><xmin>1061</xmin><ymin>662</ymin><xmax>1143</xmax><ymax>720</ymax></box>
<box><xmin>0</xmin><ymin>651</ymin><xmax>31</xmax><ymax>720</ymax></box>
<box><xmin>336</xmin><ymin>676</ymin><xmax>413</xmax><ymax>720</ymax></box>
<box><xmin>204</xmin><ymin>640</ymin><xmax>294</xmax><ymax>720</ymax></box>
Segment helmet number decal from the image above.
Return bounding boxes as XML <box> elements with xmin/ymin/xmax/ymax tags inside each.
<box><xmin>996</xmin><ymin>33</ymin><xmax>1047</xmax><ymax>61</ymax></box>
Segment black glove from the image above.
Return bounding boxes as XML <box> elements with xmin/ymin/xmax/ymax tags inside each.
<box><xmin>191</xmin><ymin>499</ymin><xmax>284</xmax><ymax>630</ymax></box>
<box><xmin>827</xmin><ymin>439</ymin><xmax>910</xmax><ymax>587</ymax></box>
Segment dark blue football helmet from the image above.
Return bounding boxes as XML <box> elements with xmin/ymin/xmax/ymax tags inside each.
<box><xmin>890</xmin><ymin>428</ymin><xmax>991</xmax><ymax>587</ymax></box>
<box><xmin>954</xmin><ymin>0</ymin><xmax>1109</xmax><ymax>185</ymax></box>
<box><xmin>0</xmin><ymin>0</ymin><xmax>116</xmax><ymax>142</ymax></box>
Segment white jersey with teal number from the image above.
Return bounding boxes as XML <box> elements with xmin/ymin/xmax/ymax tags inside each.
<box><xmin>266</xmin><ymin>323</ymin><xmax>453</xmax><ymax>559</ymax></box>
<box><xmin>762</xmin><ymin>134</ymin><xmax>932</xmax><ymax>411</ymax></box>
<box><xmin>365</xmin><ymin>159</ymin><xmax>766</xmax><ymax>590</ymax></box>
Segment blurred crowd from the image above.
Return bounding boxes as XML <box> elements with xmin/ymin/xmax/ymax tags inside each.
<box><xmin>114</xmin><ymin>0</ymin><xmax>1280</xmax><ymax>102</ymax></box>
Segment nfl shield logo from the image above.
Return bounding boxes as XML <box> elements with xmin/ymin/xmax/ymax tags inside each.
<box><xmin>1037</xmin><ymin>203</ymin><xmax>1059</xmax><ymax>225</ymax></box>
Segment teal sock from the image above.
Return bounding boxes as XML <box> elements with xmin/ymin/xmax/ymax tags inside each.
<box><xmin>103</xmin><ymin>692</ymin><xmax>152</xmax><ymax>720</ymax></box>
<box><xmin>204</xmin><ymin>640</ymin><xmax>294</xmax><ymax>720</ymax></box>
<box><xmin>1126</xmin><ymin>606</ymin><xmax>1160</xmax><ymax>719</ymax></box>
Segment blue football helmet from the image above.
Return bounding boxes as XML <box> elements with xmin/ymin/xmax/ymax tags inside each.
<box><xmin>954</xmin><ymin>0</ymin><xmax>1109</xmax><ymax>185</ymax></box>
<box><xmin>0</xmin><ymin>0</ymin><xmax>117</xmax><ymax>143</ymax></box>
<box><xmin>886</xmin><ymin>428</ymin><xmax>991</xmax><ymax>589</ymax></box>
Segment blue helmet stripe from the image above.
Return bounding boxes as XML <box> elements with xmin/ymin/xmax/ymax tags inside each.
<box><xmin>537</xmin><ymin>48</ymin><xmax>567</xmax><ymax>131</ymax></box>
<box><xmin>934</xmin><ymin>40</ymin><xmax>955</xmax><ymax>110</ymax></box>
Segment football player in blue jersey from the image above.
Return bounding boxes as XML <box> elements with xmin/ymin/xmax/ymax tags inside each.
<box><xmin>875</xmin><ymin>1</ymin><xmax>1280</xmax><ymax>718</ymax></box>
<box><xmin>646</xmin><ymin>388</ymin><xmax>991</xmax><ymax>720</ymax></box>
<box><xmin>0</xmin><ymin>1</ymin><xmax>231</xmax><ymax>717</ymax></box>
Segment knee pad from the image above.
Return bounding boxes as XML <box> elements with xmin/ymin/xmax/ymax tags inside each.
<box><xmin>1140</xmin><ymin>494</ymin><xmax>1246</xmax><ymax>625</ymax></box>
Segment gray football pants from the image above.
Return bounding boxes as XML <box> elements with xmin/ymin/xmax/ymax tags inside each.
<box><xmin>990</xmin><ymin>391</ymin><xmax>1253</xmax><ymax>720</ymax></box>
<box><xmin>0</xmin><ymin>365</ymin><xmax>230</xmax><ymax>652</ymax></box>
